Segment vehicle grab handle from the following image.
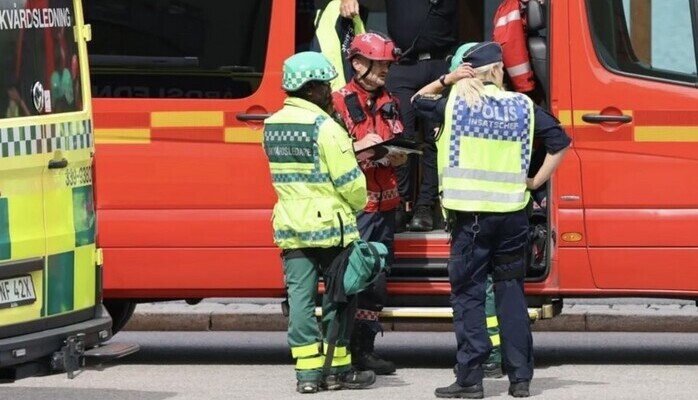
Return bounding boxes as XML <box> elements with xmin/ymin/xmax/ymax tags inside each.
<box><xmin>236</xmin><ymin>113</ymin><xmax>272</xmax><ymax>122</ymax></box>
<box><xmin>581</xmin><ymin>114</ymin><xmax>632</xmax><ymax>124</ymax></box>
<box><xmin>48</xmin><ymin>158</ymin><xmax>69</xmax><ymax>169</ymax></box>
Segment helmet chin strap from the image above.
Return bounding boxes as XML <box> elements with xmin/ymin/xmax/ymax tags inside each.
<box><xmin>357</xmin><ymin>60</ymin><xmax>382</xmax><ymax>91</ymax></box>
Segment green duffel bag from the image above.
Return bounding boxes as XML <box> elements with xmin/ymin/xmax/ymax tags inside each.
<box><xmin>325</xmin><ymin>240</ymin><xmax>388</xmax><ymax>303</ymax></box>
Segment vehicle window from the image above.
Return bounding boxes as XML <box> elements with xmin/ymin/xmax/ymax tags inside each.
<box><xmin>0</xmin><ymin>0</ymin><xmax>84</xmax><ymax>119</ymax></box>
<box><xmin>587</xmin><ymin>0</ymin><xmax>697</xmax><ymax>84</ymax></box>
<box><xmin>297</xmin><ymin>0</ymin><xmax>388</xmax><ymax>52</ymax></box>
<box><xmin>84</xmin><ymin>0</ymin><xmax>272</xmax><ymax>99</ymax></box>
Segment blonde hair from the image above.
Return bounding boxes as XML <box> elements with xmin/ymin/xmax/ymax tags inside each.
<box><xmin>454</xmin><ymin>62</ymin><xmax>504</xmax><ymax>107</ymax></box>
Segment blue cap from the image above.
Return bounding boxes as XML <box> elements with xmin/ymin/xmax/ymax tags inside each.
<box><xmin>462</xmin><ymin>42</ymin><xmax>503</xmax><ymax>69</ymax></box>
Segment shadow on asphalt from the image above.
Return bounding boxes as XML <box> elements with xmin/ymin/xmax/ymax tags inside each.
<box><xmin>113</xmin><ymin>331</ymin><xmax>698</xmax><ymax>368</ymax></box>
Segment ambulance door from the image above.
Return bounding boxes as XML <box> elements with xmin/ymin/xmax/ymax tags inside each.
<box><xmin>40</xmin><ymin>0</ymin><xmax>98</xmax><ymax>316</ymax></box>
<box><xmin>0</xmin><ymin>0</ymin><xmax>47</xmax><ymax>326</ymax></box>
<box><xmin>570</xmin><ymin>0</ymin><xmax>698</xmax><ymax>291</ymax></box>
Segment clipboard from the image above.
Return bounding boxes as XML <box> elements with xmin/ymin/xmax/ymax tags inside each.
<box><xmin>355</xmin><ymin>137</ymin><xmax>422</xmax><ymax>162</ymax></box>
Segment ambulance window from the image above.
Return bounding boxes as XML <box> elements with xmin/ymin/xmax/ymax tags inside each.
<box><xmin>0</xmin><ymin>0</ymin><xmax>84</xmax><ymax>119</ymax></box>
<box><xmin>84</xmin><ymin>0</ymin><xmax>272</xmax><ymax>99</ymax></box>
<box><xmin>587</xmin><ymin>0</ymin><xmax>697</xmax><ymax>85</ymax></box>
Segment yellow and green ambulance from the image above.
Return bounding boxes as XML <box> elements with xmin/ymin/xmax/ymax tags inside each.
<box><xmin>0</xmin><ymin>0</ymin><xmax>136</xmax><ymax>382</ymax></box>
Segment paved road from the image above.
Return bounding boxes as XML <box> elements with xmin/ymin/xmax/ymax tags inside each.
<box><xmin>5</xmin><ymin>331</ymin><xmax>698</xmax><ymax>399</ymax></box>
<box><xmin>124</xmin><ymin>297</ymin><xmax>698</xmax><ymax>332</ymax></box>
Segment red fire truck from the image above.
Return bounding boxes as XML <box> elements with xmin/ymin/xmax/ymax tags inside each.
<box><xmin>82</xmin><ymin>0</ymin><xmax>698</xmax><ymax>331</ymax></box>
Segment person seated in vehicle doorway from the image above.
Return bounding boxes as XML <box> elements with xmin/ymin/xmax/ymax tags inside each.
<box><xmin>412</xmin><ymin>41</ymin><xmax>570</xmax><ymax>398</ymax></box>
<box><xmin>331</xmin><ymin>32</ymin><xmax>406</xmax><ymax>376</ymax></box>
<box><xmin>263</xmin><ymin>51</ymin><xmax>383</xmax><ymax>394</ymax></box>
<box><xmin>340</xmin><ymin>0</ymin><xmax>459</xmax><ymax>233</ymax></box>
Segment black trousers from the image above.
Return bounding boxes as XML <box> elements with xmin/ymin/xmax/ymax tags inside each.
<box><xmin>448</xmin><ymin>210</ymin><xmax>534</xmax><ymax>386</ymax></box>
<box><xmin>386</xmin><ymin>59</ymin><xmax>448</xmax><ymax>208</ymax></box>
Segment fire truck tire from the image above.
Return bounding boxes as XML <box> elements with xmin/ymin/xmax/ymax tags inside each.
<box><xmin>104</xmin><ymin>300</ymin><xmax>137</xmax><ymax>335</ymax></box>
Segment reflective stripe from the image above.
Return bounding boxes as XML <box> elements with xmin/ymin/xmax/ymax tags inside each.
<box><xmin>506</xmin><ymin>61</ymin><xmax>533</xmax><ymax>77</ymax></box>
<box><xmin>296</xmin><ymin>355</ymin><xmax>326</xmax><ymax>370</ymax></box>
<box><xmin>271</xmin><ymin>172</ymin><xmax>330</xmax><ymax>184</ymax></box>
<box><xmin>367</xmin><ymin>187</ymin><xmax>399</xmax><ymax>203</ymax></box>
<box><xmin>291</xmin><ymin>342</ymin><xmax>321</xmax><ymax>358</ymax></box>
<box><xmin>490</xmin><ymin>334</ymin><xmax>501</xmax><ymax>347</ymax></box>
<box><xmin>495</xmin><ymin>9</ymin><xmax>521</xmax><ymax>27</ymax></box>
<box><xmin>274</xmin><ymin>224</ymin><xmax>358</xmax><ymax>242</ymax></box>
<box><xmin>442</xmin><ymin>188</ymin><xmax>526</xmax><ymax>204</ymax></box>
<box><xmin>443</xmin><ymin>167</ymin><xmax>527</xmax><ymax>185</ymax></box>
<box><xmin>334</xmin><ymin>166</ymin><xmax>363</xmax><ymax>187</ymax></box>
<box><xmin>323</xmin><ymin>344</ymin><xmax>348</xmax><ymax>358</ymax></box>
<box><xmin>331</xmin><ymin>353</ymin><xmax>352</xmax><ymax>367</ymax></box>
<box><xmin>486</xmin><ymin>316</ymin><xmax>499</xmax><ymax>329</ymax></box>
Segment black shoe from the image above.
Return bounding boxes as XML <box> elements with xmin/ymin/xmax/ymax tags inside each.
<box><xmin>354</xmin><ymin>351</ymin><xmax>396</xmax><ymax>375</ymax></box>
<box><xmin>296</xmin><ymin>380</ymin><xmax>320</xmax><ymax>394</ymax></box>
<box><xmin>434</xmin><ymin>382</ymin><xmax>484</xmax><ymax>399</ymax></box>
<box><xmin>483</xmin><ymin>362</ymin><xmax>504</xmax><ymax>379</ymax></box>
<box><xmin>408</xmin><ymin>205</ymin><xmax>434</xmax><ymax>232</ymax></box>
<box><xmin>508</xmin><ymin>381</ymin><xmax>530</xmax><ymax>398</ymax></box>
<box><xmin>324</xmin><ymin>369</ymin><xmax>376</xmax><ymax>390</ymax></box>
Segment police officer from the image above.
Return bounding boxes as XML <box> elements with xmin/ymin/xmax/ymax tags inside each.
<box><xmin>263</xmin><ymin>51</ymin><xmax>381</xmax><ymax>394</ymax></box>
<box><xmin>332</xmin><ymin>32</ymin><xmax>406</xmax><ymax>376</ymax></box>
<box><xmin>412</xmin><ymin>42</ymin><xmax>570</xmax><ymax>398</ymax></box>
<box><xmin>340</xmin><ymin>0</ymin><xmax>457</xmax><ymax>232</ymax></box>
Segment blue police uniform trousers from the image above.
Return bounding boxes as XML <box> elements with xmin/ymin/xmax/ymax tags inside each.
<box><xmin>448</xmin><ymin>209</ymin><xmax>533</xmax><ymax>386</ymax></box>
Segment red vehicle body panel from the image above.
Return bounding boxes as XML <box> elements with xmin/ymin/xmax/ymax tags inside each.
<box><xmin>93</xmin><ymin>0</ymin><xmax>698</xmax><ymax>303</ymax></box>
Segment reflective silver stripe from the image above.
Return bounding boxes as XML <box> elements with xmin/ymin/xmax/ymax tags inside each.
<box><xmin>506</xmin><ymin>61</ymin><xmax>532</xmax><ymax>77</ymax></box>
<box><xmin>443</xmin><ymin>189</ymin><xmax>525</xmax><ymax>204</ymax></box>
<box><xmin>495</xmin><ymin>9</ymin><xmax>521</xmax><ymax>27</ymax></box>
<box><xmin>443</xmin><ymin>167</ymin><xmax>526</xmax><ymax>184</ymax></box>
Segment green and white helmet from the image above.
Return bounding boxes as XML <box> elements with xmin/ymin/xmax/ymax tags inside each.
<box><xmin>282</xmin><ymin>51</ymin><xmax>338</xmax><ymax>91</ymax></box>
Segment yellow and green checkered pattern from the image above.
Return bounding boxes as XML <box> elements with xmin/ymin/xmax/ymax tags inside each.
<box><xmin>0</xmin><ymin>117</ymin><xmax>96</xmax><ymax>326</ymax></box>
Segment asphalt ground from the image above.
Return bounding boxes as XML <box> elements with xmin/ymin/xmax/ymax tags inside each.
<box><xmin>123</xmin><ymin>298</ymin><xmax>698</xmax><ymax>332</ymax></box>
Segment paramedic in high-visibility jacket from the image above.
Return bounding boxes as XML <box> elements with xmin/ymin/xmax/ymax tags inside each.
<box><xmin>412</xmin><ymin>42</ymin><xmax>570</xmax><ymax>398</ymax></box>
<box><xmin>263</xmin><ymin>51</ymin><xmax>381</xmax><ymax>394</ymax></box>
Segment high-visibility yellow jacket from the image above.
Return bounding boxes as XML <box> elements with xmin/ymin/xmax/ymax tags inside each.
<box><xmin>263</xmin><ymin>97</ymin><xmax>367</xmax><ymax>249</ymax></box>
<box><xmin>437</xmin><ymin>84</ymin><xmax>535</xmax><ymax>213</ymax></box>
<box><xmin>311</xmin><ymin>0</ymin><xmax>365</xmax><ymax>91</ymax></box>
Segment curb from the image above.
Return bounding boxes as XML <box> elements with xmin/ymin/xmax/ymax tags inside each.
<box><xmin>123</xmin><ymin>303</ymin><xmax>698</xmax><ymax>333</ymax></box>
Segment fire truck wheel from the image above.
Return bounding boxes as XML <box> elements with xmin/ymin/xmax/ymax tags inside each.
<box><xmin>104</xmin><ymin>300</ymin><xmax>137</xmax><ymax>335</ymax></box>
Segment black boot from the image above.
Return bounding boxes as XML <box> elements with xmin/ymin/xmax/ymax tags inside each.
<box><xmin>407</xmin><ymin>205</ymin><xmax>434</xmax><ymax>231</ymax></box>
<box><xmin>324</xmin><ymin>369</ymin><xmax>376</xmax><ymax>390</ymax></box>
<box><xmin>351</xmin><ymin>323</ymin><xmax>397</xmax><ymax>375</ymax></box>
<box><xmin>508</xmin><ymin>381</ymin><xmax>530</xmax><ymax>398</ymax></box>
<box><xmin>435</xmin><ymin>382</ymin><xmax>484</xmax><ymax>399</ymax></box>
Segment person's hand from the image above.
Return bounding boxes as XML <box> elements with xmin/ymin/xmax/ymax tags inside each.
<box><xmin>446</xmin><ymin>64</ymin><xmax>476</xmax><ymax>85</ymax></box>
<box><xmin>526</xmin><ymin>177</ymin><xmax>539</xmax><ymax>190</ymax></box>
<box><xmin>387</xmin><ymin>152</ymin><xmax>408</xmax><ymax>167</ymax></box>
<box><xmin>353</xmin><ymin>133</ymin><xmax>383</xmax><ymax>152</ymax></box>
<box><xmin>340</xmin><ymin>0</ymin><xmax>360</xmax><ymax>18</ymax></box>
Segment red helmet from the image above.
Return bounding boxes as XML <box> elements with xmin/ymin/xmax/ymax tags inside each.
<box><xmin>347</xmin><ymin>32</ymin><xmax>400</xmax><ymax>61</ymax></box>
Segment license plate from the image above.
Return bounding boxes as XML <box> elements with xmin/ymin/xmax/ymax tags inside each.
<box><xmin>0</xmin><ymin>275</ymin><xmax>37</xmax><ymax>309</ymax></box>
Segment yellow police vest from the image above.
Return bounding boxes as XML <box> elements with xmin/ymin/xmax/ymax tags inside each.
<box><xmin>314</xmin><ymin>0</ymin><xmax>365</xmax><ymax>91</ymax></box>
<box><xmin>437</xmin><ymin>85</ymin><xmax>535</xmax><ymax>213</ymax></box>
<box><xmin>263</xmin><ymin>97</ymin><xmax>367</xmax><ymax>249</ymax></box>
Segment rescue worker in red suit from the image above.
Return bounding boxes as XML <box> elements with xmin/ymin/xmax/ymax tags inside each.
<box><xmin>332</xmin><ymin>32</ymin><xmax>406</xmax><ymax>376</ymax></box>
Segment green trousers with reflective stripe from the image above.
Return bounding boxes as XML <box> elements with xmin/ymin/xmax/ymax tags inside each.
<box><xmin>486</xmin><ymin>275</ymin><xmax>502</xmax><ymax>364</ymax></box>
<box><xmin>284</xmin><ymin>251</ymin><xmax>353</xmax><ymax>382</ymax></box>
